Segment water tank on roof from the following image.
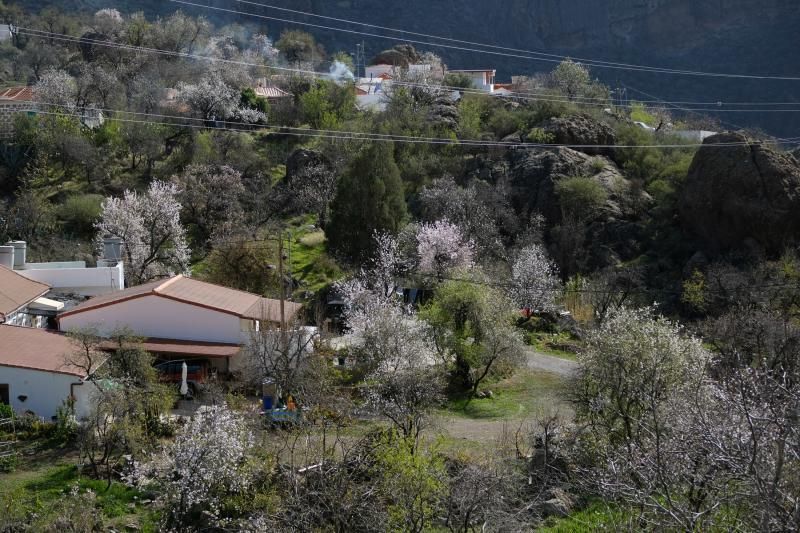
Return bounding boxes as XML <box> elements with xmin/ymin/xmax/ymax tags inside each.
<box><xmin>5</xmin><ymin>241</ymin><xmax>25</xmax><ymax>268</ymax></box>
<box><xmin>102</xmin><ymin>236</ymin><xmax>123</xmax><ymax>263</ymax></box>
<box><xmin>0</xmin><ymin>246</ymin><xmax>13</xmax><ymax>269</ymax></box>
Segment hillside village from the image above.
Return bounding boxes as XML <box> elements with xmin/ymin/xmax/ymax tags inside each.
<box><xmin>0</xmin><ymin>3</ymin><xmax>799</xmax><ymax>532</ymax></box>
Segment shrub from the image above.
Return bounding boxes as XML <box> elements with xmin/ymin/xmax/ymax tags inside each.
<box><xmin>527</xmin><ymin>127</ymin><xmax>556</xmax><ymax>144</ymax></box>
<box><xmin>58</xmin><ymin>194</ymin><xmax>103</xmax><ymax>239</ymax></box>
<box><xmin>555</xmin><ymin>176</ymin><xmax>608</xmax><ymax>221</ymax></box>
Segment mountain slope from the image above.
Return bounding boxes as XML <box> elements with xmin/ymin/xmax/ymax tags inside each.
<box><xmin>15</xmin><ymin>0</ymin><xmax>800</xmax><ymax>136</ymax></box>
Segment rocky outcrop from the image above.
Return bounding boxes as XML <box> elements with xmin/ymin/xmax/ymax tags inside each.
<box><xmin>506</xmin><ymin>147</ymin><xmax>644</xmax><ymax>225</ymax></box>
<box><xmin>541</xmin><ymin>114</ymin><xmax>616</xmax><ymax>157</ymax></box>
<box><xmin>680</xmin><ymin>132</ymin><xmax>800</xmax><ymax>255</ymax></box>
<box><xmin>465</xmin><ymin>146</ymin><xmax>648</xmax><ymax>269</ymax></box>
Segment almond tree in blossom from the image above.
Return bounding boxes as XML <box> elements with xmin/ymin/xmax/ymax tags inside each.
<box><xmin>126</xmin><ymin>405</ymin><xmax>253</xmax><ymax>529</ymax></box>
<box><xmin>337</xmin><ymin>233</ymin><xmax>445</xmax><ymax>447</ymax></box>
<box><xmin>177</xmin><ymin>70</ymin><xmax>266</xmax><ymax>124</ymax></box>
<box><xmin>416</xmin><ymin>219</ymin><xmax>474</xmax><ymax>280</ymax></box>
<box><xmin>510</xmin><ymin>244</ymin><xmax>561</xmax><ymax>313</ymax></box>
<box><xmin>96</xmin><ymin>180</ymin><xmax>190</xmax><ymax>285</ymax></box>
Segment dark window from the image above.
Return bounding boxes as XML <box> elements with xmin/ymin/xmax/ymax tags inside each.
<box><xmin>0</xmin><ymin>384</ymin><xmax>9</xmax><ymax>405</ymax></box>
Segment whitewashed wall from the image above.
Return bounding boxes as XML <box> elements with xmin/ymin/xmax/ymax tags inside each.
<box><xmin>59</xmin><ymin>294</ymin><xmax>242</xmax><ymax>344</ymax></box>
<box><xmin>0</xmin><ymin>366</ymin><xmax>94</xmax><ymax>420</ymax></box>
<box><xmin>18</xmin><ymin>261</ymin><xmax>125</xmax><ymax>296</ymax></box>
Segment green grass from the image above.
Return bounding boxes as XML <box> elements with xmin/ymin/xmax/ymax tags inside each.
<box><xmin>444</xmin><ymin>370</ymin><xmax>570</xmax><ymax>420</ymax></box>
<box><xmin>528</xmin><ymin>332</ymin><xmax>580</xmax><ymax>361</ymax></box>
<box><xmin>0</xmin><ymin>458</ymin><xmax>159</xmax><ymax>531</ymax></box>
<box><xmin>286</xmin><ymin>214</ymin><xmax>345</xmax><ymax>295</ymax></box>
<box><xmin>539</xmin><ymin>500</ymin><xmax>633</xmax><ymax>532</ymax></box>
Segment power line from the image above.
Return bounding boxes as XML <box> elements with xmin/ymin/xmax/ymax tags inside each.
<box><xmin>234</xmin><ymin>0</ymin><xmax>800</xmax><ymax>83</ymax></box>
<box><xmin>178</xmin><ymin>0</ymin><xmax>800</xmax><ymax>81</ymax></box>
<box><xmin>25</xmin><ymin>103</ymin><xmax>800</xmax><ymax>149</ymax></box>
<box><xmin>16</xmin><ymin>27</ymin><xmax>800</xmax><ymax>114</ymax></box>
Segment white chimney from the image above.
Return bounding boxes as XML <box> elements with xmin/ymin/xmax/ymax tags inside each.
<box><xmin>102</xmin><ymin>236</ymin><xmax>123</xmax><ymax>263</ymax></box>
<box><xmin>0</xmin><ymin>246</ymin><xmax>13</xmax><ymax>269</ymax></box>
<box><xmin>5</xmin><ymin>241</ymin><xmax>25</xmax><ymax>268</ymax></box>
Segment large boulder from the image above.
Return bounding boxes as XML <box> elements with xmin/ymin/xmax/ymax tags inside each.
<box><xmin>680</xmin><ymin>132</ymin><xmax>800</xmax><ymax>255</ymax></box>
<box><xmin>507</xmin><ymin>147</ymin><xmax>645</xmax><ymax>225</ymax></box>
<box><xmin>541</xmin><ymin>114</ymin><xmax>617</xmax><ymax>157</ymax></box>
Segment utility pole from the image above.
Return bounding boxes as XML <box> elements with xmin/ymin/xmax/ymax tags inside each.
<box><xmin>278</xmin><ymin>232</ymin><xmax>286</xmax><ymax>333</ymax></box>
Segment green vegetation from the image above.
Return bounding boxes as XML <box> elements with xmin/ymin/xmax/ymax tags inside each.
<box><xmin>539</xmin><ymin>501</ymin><xmax>631</xmax><ymax>532</ymax></box>
<box><xmin>327</xmin><ymin>142</ymin><xmax>408</xmax><ymax>262</ymax></box>
<box><xmin>445</xmin><ymin>369</ymin><xmax>567</xmax><ymax>419</ymax></box>
<box><xmin>629</xmin><ymin>101</ymin><xmax>658</xmax><ymax>126</ymax></box>
<box><xmin>287</xmin><ymin>215</ymin><xmax>343</xmax><ymax>295</ymax></box>
<box><xmin>0</xmin><ymin>462</ymin><xmax>159</xmax><ymax>531</ymax></box>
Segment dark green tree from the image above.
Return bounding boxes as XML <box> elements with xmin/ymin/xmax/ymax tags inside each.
<box><xmin>327</xmin><ymin>143</ymin><xmax>407</xmax><ymax>262</ymax></box>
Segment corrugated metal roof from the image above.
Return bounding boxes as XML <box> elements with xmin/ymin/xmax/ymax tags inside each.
<box><xmin>59</xmin><ymin>275</ymin><xmax>302</xmax><ymax>324</ymax></box>
<box><xmin>0</xmin><ymin>325</ymin><xmax>96</xmax><ymax>377</ymax></box>
<box><xmin>0</xmin><ymin>265</ymin><xmax>50</xmax><ymax>321</ymax></box>
<box><xmin>0</xmin><ymin>86</ymin><xmax>35</xmax><ymax>102</ymax></box>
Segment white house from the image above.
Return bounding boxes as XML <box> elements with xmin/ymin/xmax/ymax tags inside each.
<box><xmin>447</xmin><ymin>69</ymin><xmax>497</xmax><ymax>93</ymax></box>
<box><xmin>0</xmin><ymin>325</ymin><xmax>99</xmax><ymax>420</ymax></box>
<box><xmin>58</xmin><ymin>275</ymin><xmax>304</xmax><ymax>372</ymax></box>
<box><xmin>0</xmin><ymin>264</ymin><xmax>55</xmax><ymax>328</ymax></box>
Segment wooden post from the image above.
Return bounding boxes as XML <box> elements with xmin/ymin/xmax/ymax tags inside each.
<box><xmin>278</xmin><ymin>232</ymin><xmax>286</xmax><ymax>332</ymax></box>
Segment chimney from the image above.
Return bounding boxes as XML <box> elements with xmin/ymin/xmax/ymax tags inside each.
<box><xmin>5</xmin><ymin>241</ymin><xmax>25</xmax><ymax>268</ymax></box>
<box><xmin>0</xmin><ymin>246</ymin><xmax>13</xmax><ymax>269</ymax></box>
<box><xmin>102</xmin><ymin>235</ymin><xmax>123</xmax><ymax>264</ymax></box>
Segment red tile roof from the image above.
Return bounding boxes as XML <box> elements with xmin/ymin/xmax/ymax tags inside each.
<box><xmin>0</xmin><ymin>325</ymin><xmax>97</xmax><ymax>377</ymax></box>
<box><xmin>0</xmin><ymin>86</ymin><xmax>34</xmax><ymax>102</ymax></box>
<box><xmin>59</xmin><ymin>275</ymin><xmax>302</xmax><ymax>323</ymax></box>
<box><xmin>99</xmin><ymin>337</ymin><xmax>241</xmax><ymax>358</ymax></box>
<box><xmin>139</xmin><ymin>338</ymin><xmax>241</xmax><ymax>358</ymax></box>
<box><xmin>0</xmin><ymin>265</ymin><xmax>50</xmax><ymax>322</ymax></box>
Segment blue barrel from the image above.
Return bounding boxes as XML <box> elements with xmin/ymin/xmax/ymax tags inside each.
<box><xmin>262</xmin><ymin>395</ymin><xmax>273</xmax><ymax>410</ymax></box>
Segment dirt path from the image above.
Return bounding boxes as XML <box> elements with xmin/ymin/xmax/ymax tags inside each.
<box><xmin>524</xmin><ymin>349</ymin><xmax>578</xmax><ymax>377</ymax></box>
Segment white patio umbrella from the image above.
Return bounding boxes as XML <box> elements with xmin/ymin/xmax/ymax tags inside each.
<box><xmin>180</xmin><ymin>362</ymin><xmax>189</xmax><ymax>396</ymax></box>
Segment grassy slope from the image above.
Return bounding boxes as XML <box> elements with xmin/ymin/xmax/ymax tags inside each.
<box><xmin>286</xmin><ymin>214</ymin><xmax>344</xmax><ymax>296</ymax></box>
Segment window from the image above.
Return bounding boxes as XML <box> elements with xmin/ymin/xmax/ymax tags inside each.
<box><xmin>0</xmin><ymin>384</ymin><xmax>9</xmax><ymax>405</ymax></box>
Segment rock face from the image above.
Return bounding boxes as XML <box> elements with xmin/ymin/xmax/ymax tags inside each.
<box><xmin>541</xmin><ymin>115</ymin><xmax>616</xmax><ymax>157</ymax></box>
<box><xmin>506</xmin><ymin>147</ymin><xmax>642</xmax><ymax>225</ymax></box>
<box><xmin>680</xmin><ymin>132</ymin><xmax>800</xmax><ymax>255</ymax></box>
<box><xmin>465</xmin><ymin>146</ymin><xmax>648</xmax><ymax>269</ymax></box>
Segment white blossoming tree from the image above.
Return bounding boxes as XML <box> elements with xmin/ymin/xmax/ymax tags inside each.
<box><xmin>416</xmin><ymin>219</ymin><xmax>474</xmax><ymax>279</ymax></box>
<box><xmin>95</xmin><ymin>180</ymin><xmax>190</xmax><ymax>285</ymax></box>
<box><xmin>336</xmin><ymin>233</ymin><xmax>445</xmax><ymax>447</ymax></box>
<box><xmin>33</xmin><ymin>69</ymin><xmax>78</xmax><ymax>111</ymax></box>
<box><xmin>510</xmin><ymin>244</ymin><xmax>561</xmax><ymax>313</ymax></box>
<box><xmin>127</xmin><ymin>405</ymin><xmax>253</xmax><ymax>529</ymax></box>
<box><xmin>177</xmin><ymin>70</ymin><xmax>266</xmax><ymax>124</ymax></box>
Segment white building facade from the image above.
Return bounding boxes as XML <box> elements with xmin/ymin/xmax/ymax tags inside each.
<box><xmin>0</xmin><ymin>366</ymin><xmax>95</xmax><ymax>420</ymax></box>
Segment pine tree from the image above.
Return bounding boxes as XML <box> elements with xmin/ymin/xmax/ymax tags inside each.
<box><xmin>327</xmin><ymin>143</ymin><xmax>407</xmax><ymax>262</ymax></box>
